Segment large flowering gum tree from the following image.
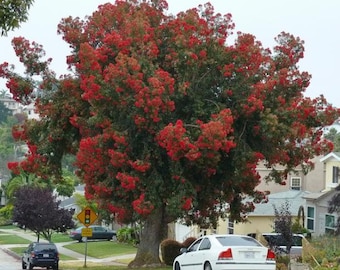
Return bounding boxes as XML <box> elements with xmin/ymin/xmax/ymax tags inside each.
<box><xmin>1</xmin><ymin>0</ymin><xmax>339</xmax><ymax>267</ymax></box>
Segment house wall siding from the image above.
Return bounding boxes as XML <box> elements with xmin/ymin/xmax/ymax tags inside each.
<box><xmin>256</xmin><ymin>156</ymin><xmax>325</xmax><ymax>194</ymax></box>
<box><xmin>234</xmin><ymin>216</ymin><xmax>276</xmax><ymax>235</ymax></box>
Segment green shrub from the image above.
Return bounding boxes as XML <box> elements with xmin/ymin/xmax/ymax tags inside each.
<box><xmin>160</xmin><ymin>238</ymin><xmax>182</xmax><ymax>266</ymax></box>
<box><xmin>276</xmin><ymin>262</ymin><xmax>288</xmax><ymax>270</ymax></box>
<box><xmin>116</xmin><ymin>226</ymin><xmax>139</xmax><ymax>245</ymax></box>
<box><xmin>276</xmin><ymin>255</ymin><xmax>290</xmax><ymax>266</ymax></box>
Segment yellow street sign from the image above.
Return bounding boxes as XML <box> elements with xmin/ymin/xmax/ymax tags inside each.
<box><xmin>77</xmin><ymin>207</ymin><xmax>98</xmax><ymax>227</ymax></box>
<box><xmin>81</xmin><ymin>227</ymin><xmax>93</xmax><ymax>237</ymax></box>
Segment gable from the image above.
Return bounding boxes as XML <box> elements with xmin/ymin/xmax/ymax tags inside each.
<box><xmin>320</xmin><ymin>152</ymin><xmax>340</xmax><ymax>163</ymax></box>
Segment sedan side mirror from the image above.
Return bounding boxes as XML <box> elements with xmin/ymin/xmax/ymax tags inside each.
<box><xmin>180</xmin><ymin>247</ymin><xmax>187</xmax><ymax>254</ymax></box>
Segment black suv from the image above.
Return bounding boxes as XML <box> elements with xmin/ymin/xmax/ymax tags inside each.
<box><xmin>22</xmin><ymin>242</ymin><xmax>59</xmax><ymax>270</ymax></box>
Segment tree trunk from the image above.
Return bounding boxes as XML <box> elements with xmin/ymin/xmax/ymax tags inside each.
<box><xmin>128</xmin><ymin>207</ymin><xmax>168</xmax><ymax>268</ymax></box>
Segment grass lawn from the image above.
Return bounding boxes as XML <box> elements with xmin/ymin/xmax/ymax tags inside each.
<box><xmin>51</xmin><ymin>232</ymin><xmax>73</xmax><ymax>243</ymax></box>
<box><xmin>64</xmin><ymin>241</ymin><xmax>137</xmax><ymax>258</ymax></box>
<box><xmin>0</xmin><ymin>234</ymin><xmax>31</xmax><ymax>244</ymax></box>
<box><xmin>0</xmin><ymin>225</ymin><xmax>18</xmax><ymax>230</ymax></box>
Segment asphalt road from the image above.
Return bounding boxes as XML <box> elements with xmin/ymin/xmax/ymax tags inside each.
<box><xmin>0</xmin><ymin>248</ymin><xmax>21</xmax><ymax>270</ymax></box>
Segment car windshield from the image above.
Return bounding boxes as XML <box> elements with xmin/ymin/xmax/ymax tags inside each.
<box><xmin>216</xmin><ymin>236</ymin><xmax>262</xmax><ymax>247</ymax></box>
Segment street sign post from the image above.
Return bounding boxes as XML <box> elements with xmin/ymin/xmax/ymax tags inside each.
<box><xmin>77</xmin><ymin>207</ymin><xmax>98</xmax><ymax>268</ymax></box>
<box><xmin>77</xmin><ymin>207</ymin><xmax>98</xmax><ymax>227</ymax></box>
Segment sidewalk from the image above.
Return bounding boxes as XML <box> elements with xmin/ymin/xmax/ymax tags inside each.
<box><xmin>0</xmin><ymin>228</ymin><xmax>135</xmax><ymax>267</ymax></box>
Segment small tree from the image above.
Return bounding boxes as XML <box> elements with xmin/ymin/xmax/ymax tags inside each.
<box><xmin>273</xmin><ymin>201</ymin><xmax>293</xmax><ymax>255</ymax></box>
<box><xmin>0</xmin><ymin>0</ymin><xmax>34</xmax><ymax>35</ymax></box>
<box><xmin>12</xmin><ymin>185</ymin><xmax>75</xmax><ymax>242</ymax></box>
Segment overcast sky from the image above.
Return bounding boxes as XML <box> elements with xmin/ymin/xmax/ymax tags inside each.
<box><xmin>1</xmin><ymin>0</ymin><xmax>339</xmax><ymax>107</ymax></box>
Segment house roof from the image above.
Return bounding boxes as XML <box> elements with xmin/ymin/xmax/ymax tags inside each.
<box><xmin>59</xmin><ymin>197</ymin><xmax>76</xmax><ymax>208</ymax></box>
<box><xmin>303</xmin><ymin>187</ymin><xmax>338</xmax><ymax>201</ymax></box>
<box><xmin>249</xmin><ymin>190</ymin><xmax>310</xmax><ymax>216</ymax></box>
<box><xmin>320</xmin><ymin>152</ymin><xmax>340</xmax><ymax>162</ymax></box>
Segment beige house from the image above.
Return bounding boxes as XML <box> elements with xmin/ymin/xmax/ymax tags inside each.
<box><xmin>171</xmin><ymin>152</ymin><xmax>339</xmax><ymax>240</ymax></box>
<box><xmin>232</xmin><ymin>152</ymin><xmax>340</xmax><ymax>237</ymax></box>
<box><xmin>233</xmin><ymin>190</ymin><xmax>309</xmax><ymax>235</ymax></box>
<box><xmin>256</xmin><ymin>155</ymin><xmax>325</xmax><ymax>194</ymax></box>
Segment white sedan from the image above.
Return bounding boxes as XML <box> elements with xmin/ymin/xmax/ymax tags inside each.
<box><xmin>173</xmin><ymin>234</ymin><xmax>276</xmax><ymax>270</ymax></box>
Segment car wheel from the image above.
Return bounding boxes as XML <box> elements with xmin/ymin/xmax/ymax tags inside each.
<box><xmin>53</xmin><ymin>262</ymin><xmax>59</xmax><ymax>270</ymax></box>
<box><xmin>174</xmin><ymin>261</ymin><xmax>181</xmax><ymax>270</ymax></box>
<box><xmin>21</xmin><ymin>259</ymin><xmax>27</xmax><ymax>269</ymax></box>
<box><xmin>204</xmin><ymin>262</ymin><xmax>212</xmax><ymax>270</ymax></box>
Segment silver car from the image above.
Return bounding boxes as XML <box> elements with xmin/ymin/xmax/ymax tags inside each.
<box><xmin>261</xmin><ymin>233</ymin><xmax>305</xmax><ymax>257</ymax></box>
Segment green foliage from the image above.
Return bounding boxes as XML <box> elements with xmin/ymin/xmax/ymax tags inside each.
<box><xmin>160</xmin><ymin>238</ymin><xmax>182</xmax><ymax>266</ymax></box>
<box><xmin>276</xmin><ymin>262</ymin><xmax>288</xmax><ymax>270</ymax></box>
<box><xmin>55</xmin><ymin>175</ymin><xmax>75</xmax><ymax>197</ymax></box>
<box><xmin>291</xmin><ymin>218</ymin><xmax>309</xmax><ymax>234</ymax></box>
<box><xmin>276</xmin><ymin>255</ymin><xmax>290</xmax><ymax>266</ymax></box>
<box><xmin>324</xmin><ymin>127</ymin><xmax>340</xmax><ymax>152</ymax></box>
<box><xmin>302</xmin><ymin>235</ymin><xmax>340</xmax><ymax>269</ymax></box>
<box><xmin>116</xmin><ymin>226</ymin><xmax>139</xmax><ymax>245</ymax></box>
<box><xmin>0</xmin><ymin>204</ymin><xmax>13</xmax><ymax>221</ymax></box>
<box><xmin>0</xmin><ymin>115</ymin><xmax>19</xmax><ymax>176</ymax></box>
<box><xmin>0</xmin><ymin>101</ymin><xmax>11</xmax><ymax>123</ymax></box>
<box><xmin>0</xmin><ymin>0</ymin><xmax>34</xmax><ymax>35</ymax></box>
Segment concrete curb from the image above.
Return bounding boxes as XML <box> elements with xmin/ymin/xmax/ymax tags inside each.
<box><xmin>1</xmin><ymin>246</ymin><xmax>21</xmax><ymax>260</ymax></box>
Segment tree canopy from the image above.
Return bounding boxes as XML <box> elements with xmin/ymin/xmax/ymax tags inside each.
<box><xmin>0</xmin><ymin>0</ymin><xmax>34</xmax><ymax>35</ymax></box>
<box><xmin>12</xmin><ymin>185</ymin><xmax>74</xmax><ymax>242</ymax></box>
<box><xmin>1</xmin><ymin>0</ymin><xmax>339</xmax><ymax>267</ymax></box>
<box><xmin>324</xmin><ymin>127</ymin><xmax>340</xmax><ymax>152</ymax></box>
<box><xmin>0</xmin><ymin>100</ymin><xmax>11</xmax><ymax>123</ymax></box>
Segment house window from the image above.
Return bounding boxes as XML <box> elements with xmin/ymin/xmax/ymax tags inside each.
<box><xmin>332</xmin><ymin>166</ymin><xmax>339</xmax><ymax>183</ymax></box>
<box><xmin>228</xmin><ymin>220</ymin><xmax>234</xmax><ymax>234</ymax></box>
<box><xmin>291</xmin><ymin>177</ymin><xmax>301</xmax><ymax>190</ymax></box>
<box><xmin>307</xmin><ymin>206</ymin><xmax>315</xmax><ymax>231</ymax></box>
<box><xmin>325</xmin><ymin>214</ymin><xmax>336</xmax><ymax>234</ymax></box>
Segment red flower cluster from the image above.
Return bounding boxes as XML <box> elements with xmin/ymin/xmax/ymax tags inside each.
<box><xmin>132</xmin><ymin>194</ymin><xmax>154</xmax><ymax>216</ymax></box>
<box><xmin>116</xmin><ymin>172</ymin><xmax>140</xmax><ymax>190</ymax></box>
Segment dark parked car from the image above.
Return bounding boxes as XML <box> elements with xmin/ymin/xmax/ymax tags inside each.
<box><xmin>22</xmin><ymin>242</ymin><xmax>59</xmax><ymax>270</ymax></box>
<box><xmin>69</xmin><ymin>225</ymin><xmax>116</xmax><ymax>242</ymax></box>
